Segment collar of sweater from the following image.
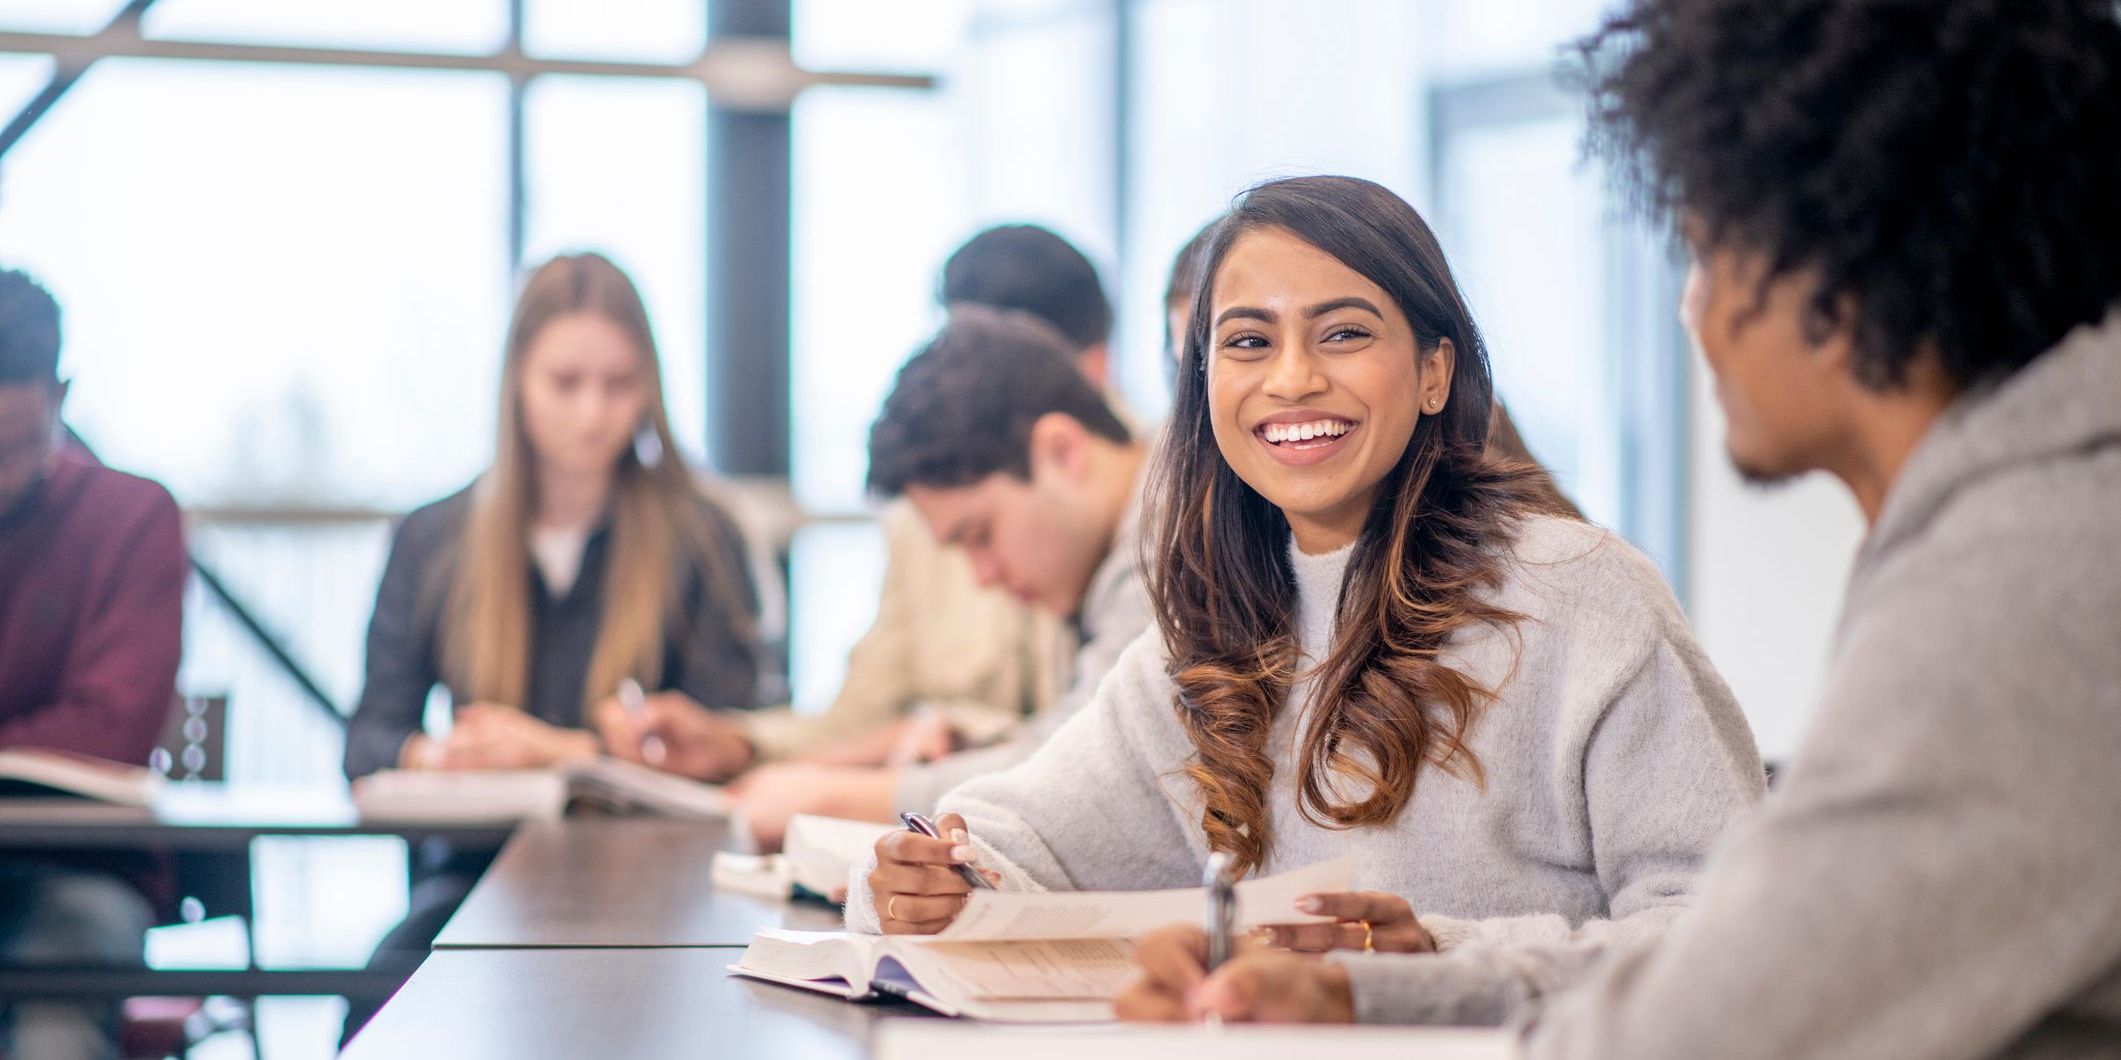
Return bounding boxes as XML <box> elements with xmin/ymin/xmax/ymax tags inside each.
<box><xmin>1286</xmin><ymin>536</ymin><xmax>1354</xmax><ymax>661</ymax></box>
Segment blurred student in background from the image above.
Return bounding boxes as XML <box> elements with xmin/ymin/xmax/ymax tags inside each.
<box><xmin>704</xmin><ymin>307</ymin><xmax>1156</xmax><ymax>846</ymax></box>
<box><xmin>341</xmin><ymin>251</ymin><xmax>766</xmax><ymax>1040</ymax></box>
<box><xmin>0</xmin><ymin>267</ymin><xmax>184</xmax><ymax>1060</ymax></box>
<box><xmin>598</xmin><ymin>225</ymin><xmax>1126</xmax><ymax>823</ymax></box>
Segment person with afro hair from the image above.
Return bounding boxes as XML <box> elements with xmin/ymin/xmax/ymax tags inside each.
<box><xmin>1114</xmin><ymin>2</ymin><xmax>2121</xmax><ymax>1054</ymax></box>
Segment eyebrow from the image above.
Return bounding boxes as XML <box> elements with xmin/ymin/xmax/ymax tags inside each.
<box><xmin>1213</xmin><ymin>296</ymin><xmax>1384</xmax><ymax>328</ymax></box>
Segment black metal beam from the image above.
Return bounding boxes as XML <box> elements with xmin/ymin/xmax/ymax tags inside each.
<box><xmin>703</xmin><ymin>0</ymin><xmax>793</xmax><ymax>477</ymax></box>
<box><xmin>0</xmin><ymin>0</ymin><xmax>158</xmax><ymax>162</ymax></box>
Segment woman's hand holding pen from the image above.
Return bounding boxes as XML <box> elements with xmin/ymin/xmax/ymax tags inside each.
<box><xmin>1116</xmin><ymin>924</ymin><xmax>1355</xmax><ymax>1024</ymax></box>
<box><xmin>1260</xmin><ymin>891</ymin><xmax>1435</xmax><ymax>954</ymax></box>
<box><xmin>868</xmin><ymin>812</ymin><xmax>1000</xmax><ymax>935</ymax></box>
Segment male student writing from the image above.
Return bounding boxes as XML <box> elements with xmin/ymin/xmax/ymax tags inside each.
<box><xmin>0</xmin><ymin>267</ymin><xmax>185</xmax><ymax>1060</ymax></box>
<box><xmin>602</xmin><ymin>307</ymin><xmax>1156</xmax><ymax>846</ymax></box>
<box><xmin>1118</xmin><ymin>1</ymin><xmax>2121</xmax><ymax>1054</ymax></box>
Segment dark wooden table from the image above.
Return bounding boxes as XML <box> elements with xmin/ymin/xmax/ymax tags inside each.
<box><xmin>0</xmin><ymin>785</ymin><xmax>515</xmax><ymax>1000</ymax></box>
<box><xmin>0</xmin><ymin>785</ymin><xmax>517</xmax><ymax>852</ymax></box>
<box><xmin>434</xmin><ymin>817</ymin><xmax>844</xmax><ymax>948</ymax></box>
<box><xmin>341</xmin><ymin>947</ymin><xmax>932</xmax><ymax>1060</ymax></box>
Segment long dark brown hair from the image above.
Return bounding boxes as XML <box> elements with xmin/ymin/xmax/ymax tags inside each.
<box><xmin>1147</xmin><ymin>176</ymin><xmax>1561</xmax><ymax>876</ymax></box>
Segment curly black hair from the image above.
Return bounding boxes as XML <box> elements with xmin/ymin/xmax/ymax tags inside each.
<box><xmin>866</xmin><ymin>305</ymin><xmax>1131</xmax><ymax>497</ymax></box>
<box><xmin>1576</xmin><ymin>0</ymin><xmax>2121</xmax><ymax>389</ymax></box>
<box><xmin>0</xmin><ymin>268</ymin><xmax>62</xmax><ymax>384</ymax></box>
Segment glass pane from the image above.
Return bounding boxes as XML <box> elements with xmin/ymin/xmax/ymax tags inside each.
<box><xmin>0</xmin><ymin>0</ymin><xmax>130</xmax><ymax>33</ymax></box>
<box><xmin>523</xmin><ymin>75</ymin><xmax>710</xmax><ymax>463</ymax></box>
<box><xmin>523</xmin><ymin>0</ymin><xmax>705</xmax><ymax>64</ymax></box>
<box><xmin>0</xmin><ymin>53</ymin><xmax>53</xmax><ymax>115</ymax></box>
<box><xmin>143</xmin><ymin>0</ymin><xmax>508</xmax><ymax>54</ymax></box>
<box><xmin>0</xmin><ymin>59</ymin><xmax>513</xmax><ymax>508</ymax></box>
<box><xmin>790</xmin><ymin>85</ymin><xmax>964</xmax><ymax>514</ymax></box>
<box><xmin>794</xmin><ymin>0</ymin><xmax>968</xmax><ymax>75</ymax></box>
<box><xmin>953</xmin><ymin>6</ymin><xmax>1114</xmax><ymax>260</ymax></box>
<box><xmin>1418</xmin><ymin>0</ymin><xmax>1610</xmax><ymax>79</ymax></box>
<box><xmin>1117</xmin><ymin>0</ymin><xmax>1425</xmax><ymax>416</ymax></box>
<box><xmin>1438</xmin><ymin>115</ymin><xmax>1621</xmax><ymax>527</ymax></box>
<box><xmin>787</xmin><ymin>520</ymin><xmax>885</xmax><ymax>710</ymax></box>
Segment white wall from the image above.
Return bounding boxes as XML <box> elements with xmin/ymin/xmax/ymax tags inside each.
<box><xmin>1684</xmin><ymin>366</ymin><xmax>1867</xmax><ymax>763</ymax></box>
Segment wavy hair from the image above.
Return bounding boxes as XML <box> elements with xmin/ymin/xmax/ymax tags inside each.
<box><xmin>1147</xmin><ymin>176</ymin><xmax>1564</xmax><ymax>876</ymax></box>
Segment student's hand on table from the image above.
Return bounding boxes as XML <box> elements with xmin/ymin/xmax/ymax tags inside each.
<box><xmin>438</xmin><ymin>704</ymin><xmax>599</xmax><ymax>770</ymax></box>
<box><xmin>867</xmin><ymin>811</ymin><xmax>1000</xmax><ymax>935</ymax></box>
<box><xmin>1261</xmin><ymin>891</ymin><xmax>1434</xmax><ymax>954</ymax></box>
<box><xmin>590</xmin><ymin>691</ymin><xmax>755</xmax><ymax>782</ymax></box>
<box><xmin>798</xmin><ymin>718</ymin><xmax>915</xmax><ymax>767</ymax></box>
<box><xmin>727</xmin><ymin>764</ymin><xmax>899</xmax><ymax>851</ymax></box>
<box><xmin>1116</xmin><ymin>923</ymin><xmax>1356</xmax><ymax>1024</ymax></box>
<box><xmin>884</xmin><ymin>706</ymin><xmax>964</xmax><ymax>767</ymax></box>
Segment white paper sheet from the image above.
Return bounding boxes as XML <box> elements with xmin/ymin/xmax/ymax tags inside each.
<box><xmin>935</xmin><ymin>856</ymin><xmax>1356</xmax><ymax>941</ymax></box>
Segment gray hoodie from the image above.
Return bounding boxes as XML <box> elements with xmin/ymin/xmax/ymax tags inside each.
<box><xmin>1517</xmin><ymin>310</ymin><xmax>2121</xmax><ymax>1058</ymax></box>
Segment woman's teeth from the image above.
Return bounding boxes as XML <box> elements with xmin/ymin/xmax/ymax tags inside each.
<box><xmin>1261</xmin><ymin>419</ymin><xmax>1352</xmax><ymax>445</ymax></box>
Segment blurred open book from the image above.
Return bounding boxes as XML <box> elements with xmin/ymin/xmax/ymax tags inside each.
<box><xmin>0</xmin><ymin>749</ymin><xmax>164</xmax><ymax>805</ymax></box>
<box><xmin>351</xmin><ymin>757</ymin><xmax>728</xmax><ymax>823</ymax></box>
<box><xmin>729</xmin><ymin>856</ymin><xmax>1353</xmax><ymax>1022</ymax></box>
<box><xmin>712</xmin><ymin>814</ymin><xmax>896</xmax><ymax>903</ymax></box>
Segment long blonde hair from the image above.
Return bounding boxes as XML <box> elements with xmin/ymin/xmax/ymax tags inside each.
<box><xmin>445</xmin><ymin>252</ymin><xmax>753</xmax><ymax>715</ymax></box>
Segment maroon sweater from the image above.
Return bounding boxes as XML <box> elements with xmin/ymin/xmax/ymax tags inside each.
<box><xmin>0</xmin><ymin>446</ymin><xmax>185</xmax><ymax>765</ymax></box>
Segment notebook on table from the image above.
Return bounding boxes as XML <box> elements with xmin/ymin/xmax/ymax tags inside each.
<box><xmin>711</xmin><ymin>814</ymin><xmax>896</xmax><ymax>903</ymax></box>
<box><xmin>0</xmin><ymin>749</ymin><xmax>163</xmax><ymax>805</ymax></box>
<box><xmin>729</xmin><ymin>856</ymin><xmax>1355</xmax><ymax>1023</ymax></box>
<box><xmin>351</xmin><ymin>757</ymin><xmax>729</xmax><ymax>823</ymax></box>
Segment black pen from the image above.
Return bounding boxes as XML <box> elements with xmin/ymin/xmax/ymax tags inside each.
<box><xmin>899</xmin><ymin>811</ymin><xmax>995</xmax><ymax>890</ymax></box>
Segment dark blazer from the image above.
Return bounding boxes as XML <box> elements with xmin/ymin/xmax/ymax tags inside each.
<box><xmin>343</xmin><ymin>483</ymin><xmax>766</xmax><ymax>779</ymax></box>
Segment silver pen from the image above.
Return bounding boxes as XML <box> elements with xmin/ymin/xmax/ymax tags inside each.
<box><xmin>1202</xmin><ymin>851</ymin><xmax>1236</xmax><ymax>1029</ymax></box>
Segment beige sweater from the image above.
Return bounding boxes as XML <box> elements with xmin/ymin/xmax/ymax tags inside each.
<box><xmin>744</xmin><ymin>501</ymin><xmax>1064</xmax><ymax>760</ymax></box>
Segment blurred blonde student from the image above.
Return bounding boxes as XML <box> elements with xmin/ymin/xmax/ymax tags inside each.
<box><xmin>341</xmin><ymin>252</ymin><xmax>764</xmax><ymax>1039</ymax></box>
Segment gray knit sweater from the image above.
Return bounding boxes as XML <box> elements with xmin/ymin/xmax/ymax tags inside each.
<box><xmin>1520</xmin><ymin>311</ymin><xmax>2121</xmax><ymax>1058</ymax></box>
<box><xmin>848</xmin><ymin>515</ymin><xmax>1765</xmax><ymax>1023</ymax></box>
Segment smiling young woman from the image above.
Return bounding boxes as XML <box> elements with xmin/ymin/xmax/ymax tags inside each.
<box><xmin>852</xmin><ymin>175</ymin><xmax>1766</xmax><ymax>1028</ymax></box>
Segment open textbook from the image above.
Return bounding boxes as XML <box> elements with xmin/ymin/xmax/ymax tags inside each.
<box><xmin>729</xmin><ymin>856</ymin><xmax>1354</xmax><ymax>1023</ymax></box>
<box><xmin>0</xmin><ymin>749</ymin><xmax>164</xmax><ymax>805</ymax></box>
<box><xmin>712</xmin><ymin>814</ymin><xmax>896</xmax><ymax>903</ymax></box>
<box><xmin>351</xmin><ymin>758</ymin><xmax>729</xmax><ymax>823</ymax></box>
<box><xmin>874</xmin><ymin>1021</ymin><xmax>1516</xmax><ymax>1059</ymax></box>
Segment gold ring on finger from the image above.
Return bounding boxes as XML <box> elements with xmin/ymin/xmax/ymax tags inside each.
<box><xmin>1362</xmin><ymin>919</ymin><xmax>1374</xmax><ymax>953</ymax></box>
<box><xmin>888</xmin><ymin>895</ymin><xmax>901</xmax><ymax>921</ymax></box>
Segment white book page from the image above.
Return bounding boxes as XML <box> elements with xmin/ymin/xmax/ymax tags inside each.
<box><xmin>0</xmin><ymin>750</ymin><xmax>161</xmax><ymax>805</ymax></box>
<box><xmin>932</xmin><ymin>856</ymin><xmax>1355</xmax><ymax>941</ymax></box>
<box><xmin>889</xmin><ymin>938</ymin><xmax>1138</xmax><ymax>1001</ymax></box>
<box><xmin>350</xmin><ymin>769</ymin><xmax>566</xmax><ymax>822</ymax></box>
<box><xmin>566</xmin><ymin>757</ymin><xmax>730</xmax><ymax>819</ymax></box>
<box><xmin>876</xmin><ymin>1022</ymin><xmax>1517</xmax><ymax>1059</ymax></box>
<box><xmin>784</xmin><ymin>814</ymin><xmax>895</xmax><ymax>893</ymax></box>
<box><xmin>733</xmin><ymin>929</ymin><xmax>881</xmax><ymax>988</ymax></box>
